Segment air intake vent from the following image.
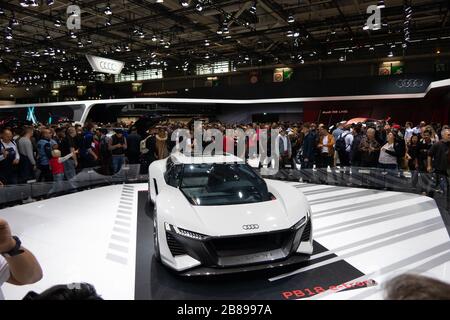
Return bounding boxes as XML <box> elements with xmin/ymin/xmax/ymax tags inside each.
<box><xmin>301</xmin><ymin>220</ymin><xmax>311</xmax><ymax>242</ymax></box>
<box><xmin>166</xmin><ymin>232</ymin><xmax>187</xmax><ymax>256</ymax></box>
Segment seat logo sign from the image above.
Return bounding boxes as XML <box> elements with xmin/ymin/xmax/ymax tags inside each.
<box><xmin>86</xmin><ymin>54</ymin><xmax>125</xmax><ymax>75</ymax></box>
<box><xmin>242</xmin><ymin>224</ymin><xmax>259</xmax><ymax>230</ymax></box>
<box><xmin>395</xmin><ymin>79</ymin><xmax>424</xmax><ymax>88</ymax></box>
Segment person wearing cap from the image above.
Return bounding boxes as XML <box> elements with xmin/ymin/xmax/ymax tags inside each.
<box><xmin>108</xmin><ymin>129</ymin><xmax>127</xmax><ymax>174</ymax></box>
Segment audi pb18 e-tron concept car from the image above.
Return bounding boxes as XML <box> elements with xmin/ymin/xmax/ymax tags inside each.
<box><xmin>148</xmin><ymin>153</ymin><xmax>313</xmax><ymax>275</ymax></box>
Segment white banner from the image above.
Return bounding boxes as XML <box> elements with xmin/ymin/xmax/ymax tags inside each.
<box><xmin>86</xmin><ymin>54</ymin><xmax>125</xmax><ymax>75</ymax></box>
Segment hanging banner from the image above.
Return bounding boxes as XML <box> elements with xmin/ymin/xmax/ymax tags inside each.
<box><xmin>86</xmin><ymin>54</ymin><xmax>125</xmax><ymax>75</ymax></box>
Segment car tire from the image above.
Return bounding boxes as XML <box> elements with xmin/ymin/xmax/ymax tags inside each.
<box><xmin>153</xmin><ymin>209</ymin><xmax>161</xmax><ymax>262</ymax></box>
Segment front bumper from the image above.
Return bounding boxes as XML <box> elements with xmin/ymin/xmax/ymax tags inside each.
<box><xmin>164</xmin><ymin>219</ymin><xmax>312</xmax><ymax>275</ymax></box>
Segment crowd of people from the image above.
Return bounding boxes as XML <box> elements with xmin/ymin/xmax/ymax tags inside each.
<box><xmin>0</xmin><ymin>118</ymin><xmax>449</xmax><ymax>195</ymax></box>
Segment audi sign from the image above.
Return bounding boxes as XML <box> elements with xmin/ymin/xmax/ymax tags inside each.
<box><xmin>242</xmin><ymin>224</ymin><xmax>260</xmax><ymax>230</ymax></box>
<box><xmin>86</xmin><ymin>54</ymin><xmax>125</xmax><ymax>75</ymax></box>
<box><xmin>395</xmin><ymin>79</ymin><xmax>424</xmax><ymax>88</ymax></box>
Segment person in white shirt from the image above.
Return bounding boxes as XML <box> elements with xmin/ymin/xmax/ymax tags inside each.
<box><xmin>0</xmin><ymin>218</ymin><xmax>42</xmax><ymax>300</ymax></box>
<box><xmin>0</xmin><ymin>129</ymin><xmax>20</xmax><ymax>185</ymax></box>
<box><xmin>404</xmin><ymin>122</ymin><xmax>414</xmax><ymax>142</ymax></box>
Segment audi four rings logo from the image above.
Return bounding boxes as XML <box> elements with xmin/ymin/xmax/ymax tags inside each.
<box><xmin>242</xmin><ymin>224</ymin><xmax>259</xmax><ymax>230</ymax></box>
<box><xmin>99</xmin><ymin>61</ymin><xmax>117</xmax><ymax>72</ymax></box>
<box><xmin>395</xmin><ymin>79</ymin><xmax>424</xmax><ymax>88</ymax></box>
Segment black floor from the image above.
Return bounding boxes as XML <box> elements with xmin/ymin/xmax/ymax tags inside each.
<box><xmin>135</xmin><ymin>191</ymin><xmax>366</xmax><ymax>300</ymax></box>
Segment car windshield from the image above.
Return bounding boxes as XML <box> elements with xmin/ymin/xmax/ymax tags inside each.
<box><xmin>180</xmin><ymin>163</ymin><xmax>271</xmax><ymax>206</ymax></box>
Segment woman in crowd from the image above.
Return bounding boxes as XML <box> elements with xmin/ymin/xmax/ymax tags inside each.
<box><xmin>155</xmin><ymin>128</ymin><xmax>169</xmax><ymax>160</ymax></box>
<box><xmin>406</xmin><ymin>134</ymin><xmax>419</xmax><ymax>171</ymax></box>
<box><xmin>378</xmin><ymin>132</ymin><xmax>401</xmax><ymax>170</ymax></box>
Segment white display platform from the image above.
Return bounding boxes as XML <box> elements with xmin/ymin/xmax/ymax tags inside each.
<box><xmin>1</xmin><ymin>182</ymin><xmax>449</xmax><ymax>300</ymax></box>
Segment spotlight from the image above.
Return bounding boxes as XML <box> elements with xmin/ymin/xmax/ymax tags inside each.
<box><xmin>339</xmin><ymin>55</ymin><xmax>346</xmax><ymax>62</ymax></box>
<box><xmin>105</xmin><ymin>18</ymin><xmax>112</xmax><ymax>26</ymax></box>
<box><xmin>152</xmin><ymin>35</ymin><xmax>157</xmax><ymax>42</ymax></box>
<box><xmin>0</xmin><ymin>8</ymin><xmax>4</xmax><ymax>15</ymax></box>
<box><xmin>387</xmin><ymin>51</ymin><xmax>394</xmax><ymax>57</ymax></box>
<box><xmin>293</xmin><ymin>30</ymin><xmax>300</xmax><ymax>37</ymax></box>
<box><xmin>180</xmin><ymin>0</ymin><xmax>189</xmax><ymax>7</ymax></box>
<box><xmin>377</xmin><ymin>1</ymin><xmax>385</xmax><ymax>9</ymax></box>
<box><xmin>45</xmin><ymin>32</ymin><xmax>51</xmax><ymax>40</ymax></box>
<box><xmin>69</xmin><ymin>31</ymin><xmax>77</xmax><ymax>38</ymax></box>
<box><xmin>5</xmin><ymin>32</ymin><xmax>13</xmax><ymax>40</ymax></box>
<box><xmin>54</xmin><ymin>19</ymin><xmax>61</xmax><ymax>27</ymax></box>
<box><xmin>287</xmin><ymin>15</ymin><xmax>295</xmax><ymax>23</ymax></box>
<box><xmin>369</xmin><ymin>46</ymin><xmax>375</xmax><ymax>51</ymax></box>
<box><xmin>20</xmin><ymin>1</ymin><xmax>29</xmax><ymax>7</ymax></box>
<box><xmin>195</xmin><ymin>2</ymin><xmax>203</xmax><ymax>12</ymax></box>
<box><xmin>47</xmin><ymin>0</ymin><xmax>55</xmax><ymax>5</ymax></box>
<box><xmin>87</xmin><ymin>37</ymin><xmax>92</xmax><ymax>44</ymax></box>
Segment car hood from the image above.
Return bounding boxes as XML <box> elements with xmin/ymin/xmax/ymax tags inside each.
<box><xmin>156</xmin><ymin>181</ymin><xmax>308</xmax><ymax>237</ymax></box>
<box><xmin>186</xmin><ymin>199</ymin><xmax>297</xmax><ymax>236</ymax></box>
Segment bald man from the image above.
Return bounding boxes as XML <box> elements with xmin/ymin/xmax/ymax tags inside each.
<box><xmin>0</xmin><ymin>129</ymin><xmax>20</xmax><ymax>185</ymax></box>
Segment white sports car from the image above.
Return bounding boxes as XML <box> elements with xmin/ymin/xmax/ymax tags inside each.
<box><xmin>148</xmin><ymin>152</ymin><xmax>313</xmax><ymax>275</ymax></box>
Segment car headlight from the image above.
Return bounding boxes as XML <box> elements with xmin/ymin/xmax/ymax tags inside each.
<box><xmin>292</xmin><ymin>216</ymin><xmax>307</xmax><ymax>230</ymax></box>
<box><xmin>165</xmin><ymin>223</ymin><xmax>208</xmax><ymax>240</ymax></box>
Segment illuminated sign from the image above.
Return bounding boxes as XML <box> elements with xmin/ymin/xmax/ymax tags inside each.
<box><xmin>86</xmin><ymin>55</ymin><xmax>125</xmax><ymax>75</ymax></box>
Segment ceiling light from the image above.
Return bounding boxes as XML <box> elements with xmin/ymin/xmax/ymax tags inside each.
<box><xmin>45</xmin><ymin>32</ymin><xmax>51</xmax><ymax>40</ymax></box>
<box><xmin>0</xmin><ymin>8</ymin><xmax>4</xmax><ymax>15</ymax></box>
<box><xmin>11</xmin><ymin>15</ymin><xmax>19</xmax><ymax>26</ymax></box>
<box><xmin>47</xmin><ymin>0</ymin><xmax>55</xmax><ymax>5</ymax></box>
<box><xmin>339</xmin><ymin>55</ymin><xmax>346</xmax><ymax>62</ymax></box>
<box><xmin>369</xmin><ymin>46</ymin><xmax>375</xmax><ymax>51</ymax></box>
<box><xmin>195</xmin><ymin>2</ymin><xmax>203</xmax><ymax>12</ymax></box>
<box><xmin>104</xmin><ymin>4</ymin><xmax>112</xmax><ymax>15</ymax></box>
<box><xmin>249</xmin><ymin>1</ymin><xmax>257</xmax><ymax>15</ymax></box>
<box><xmin>54</xmin><ymin>19</ymin><xmax>61</xmax><ymax>27</ymax></box>
<box><xmin>105</xmin><ymin>18</ymin><xmax>112</xmax><ymax>26</ymax></box>
<box><xmin>387</xmin><ymin>51</ymin><xmax>394</xmax><ymax>57</ymax></box>
<box><xmin>70</xmin><ymin>31</ymin><xmax>77</xmax><ymax>38</ymax></box>
<box><xmin>286</xmin><ymin>30</ymin><xmax>293</xmax><ymax>37</ymax></box>
<box><xmin>5</xmin><ymin>32</ymin><xmax>13</xmax><ymax>40</ymax></box>
<box><xmin>152</xmin><ymin>35</ymin><xmax>157</xmax><ymax>42</ymax></box>
<box><xmin>30</xmin><ymin>0</ymin><xmax>38</xmax><ymax>7</ymax></box>
<box><xmin>287</xmin><ymin>15</ymin><xmax>295</xmax><ymax>23</ymax></box>
<box><xmin>180</xmin><ymin>0</ymin><xmax>189</xmax><ymax>7</ymax></box>
<box><xmin>293</xmin><ymin>30</ymin><xmax>300</xmax><ymax>37</ymax></box>
<box><xmin>377</xmin><ymin>1</ymin><xmax>385</xmax><ymax>9</ymax></box>
<box><xmin>87</xmin><ymin>37</ymin><xmax>92</xmax><ymax>44</ymax></box>
<box><xmin>20</xmin><ymin>1</ymin><xmax>29</xmax><ymax>7</ymax></box>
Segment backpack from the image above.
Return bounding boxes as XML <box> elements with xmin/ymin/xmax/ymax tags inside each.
<box><xmin>335</xmin><ymin>132</ymin><xmax>350</xmax><ymax>153</ymax></box>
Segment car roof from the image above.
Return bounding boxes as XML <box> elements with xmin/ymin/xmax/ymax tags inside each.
<box><xmin>170</xmin><ymin>152</ymin><xmax>245</xmax><ymax>165</ymax></box>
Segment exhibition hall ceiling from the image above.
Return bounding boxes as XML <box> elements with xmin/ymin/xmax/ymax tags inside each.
<box><xmin>0</xmin><ymin>0</ymin><xmax>448</xmax><ymax>82</ymax></box>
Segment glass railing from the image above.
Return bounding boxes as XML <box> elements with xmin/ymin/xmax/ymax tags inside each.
<box><xmin>0</xmin><ymin>164</ymin><xmax>147</xmax><ymax>207</ymax></box>
<box><xmin>261</xmin><ymin>166</ymin><xmax>450</xmax><ymax>217</ymax></box>
<box><xmin>1</xmin><ymin>164</ymin><xmax>448</xmax><ymax>219</ymax></box>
